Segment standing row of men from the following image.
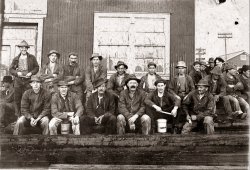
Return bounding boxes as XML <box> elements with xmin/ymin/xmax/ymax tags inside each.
<box><xmin>1</xmin><ymin>40</ymin><xmax>249</xmax><ymax>135</ymax></box>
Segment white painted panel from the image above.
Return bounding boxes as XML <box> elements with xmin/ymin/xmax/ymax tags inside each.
<box><xmin>98</xmin><ymin>32</ymin><xmax>129</xmax><ymax>45</ymax></box>
<box><xmin>134</xmin><ymin>18</ymin><xmax>164</xmax><ymax>33</ymax></box>
<box><xmin>134</xmin><ymin>33</ymin><xmax>165</xmax><ymax>46</ymax></box>
<box><xmin>97</xmin><ymin>17</ymin><xmax>130</xmax><ymax>32</ymax></box>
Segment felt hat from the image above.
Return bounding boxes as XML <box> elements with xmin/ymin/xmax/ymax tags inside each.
<box><xmin>200</xmin><ymin>61</ymin><xmax>207</xmax><ymax>67</ymax></box>
<box><xmin>196</xmin><ymin>79</ymin><xmax>210</xmax><ymax>87</ymax></box>
<box><xmin>48</xmin><ymin>50</ymin><xmax>60</xmax><ymax>58</ymax></box>
<box><xmin>94</xmin><ymin>78</ymin><xmax>108</xmax><ymax>89</ymax></box>
<box><xmin>241</xmin><ymin>65</ymin><xmax>250</xmax><ymax>72</ymax></box>
<box><xmin>2</xmin><ymin>76</ymin><xmax>13</xmax><ymax>83</ymax></box>
<box><xmin>114</xmin><ymin>61</ymin><xmax>128</xmax><ymax>70</ymax></box>
<box><xmin>90</xmin><ymin>53</ymin><xmax>103</xmax><ymax>60</ymax></box>
<box><xmin>214</xmin><ymin>57</ymin><xmax>225</xmax><ymax>64</ymax></box>
<box><xmin>30</xmin><ymin>75</ymin><xmax>42</xmax><ymax>83</ymax></box>
<box><xmin>125</xmin><ymin>74</ymin><xmax>141</xmax><ymax>85</ymax></box>
<box><xmin>176</xmin><ymin>61</ymin><xmax>187</xmax><ymax>68</ymax></box>
<box><xmin>58</xmin><ymin>81</ymin><xmax>69</xmax><ymax>87</ymax></box>
<box><xmin>193</xmin><ymin>61</ymin><xmax>201</xmax><ymax>66</ymax></box>
<box><xmin>208</xmin><ymin>57</ymin><xmax>214</xmax><ymax>63</ymax></box>
<box><xmin>17</xmin><ymin>40</ymin><xmax>30</xmax><ymax>48</ymax></box>
<box><xmin>68</xmin><ymin>52</ymin><xmax>78</xmax><ymax>57</ymax></box>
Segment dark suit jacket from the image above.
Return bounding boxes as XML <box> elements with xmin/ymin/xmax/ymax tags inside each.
<box><xmin>107</xmin><ymin>73</ymin><xmax>130</xmax><ymax>97</ymax></box>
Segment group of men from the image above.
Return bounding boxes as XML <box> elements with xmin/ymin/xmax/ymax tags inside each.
<box><xmin>0</xmin><ymin>40</ymin><xmax>249</xmax><ymax>135</ymax></box>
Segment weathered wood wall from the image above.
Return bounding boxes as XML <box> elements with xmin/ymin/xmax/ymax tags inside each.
<box><xmin>42</xmin><ymin>0</ymin><xmax>195</xmax><ymax>78</ymax></box>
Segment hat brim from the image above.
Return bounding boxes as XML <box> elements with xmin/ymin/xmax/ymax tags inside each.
<box><xmin>125</xmin><ymin>78</ymin><xmax>141</xmax><ymax>85</ymax></box>
<box><xmin>195</xmin><ymin>84</ymin><xmax>210</xmax><ymax>87</ymax></box>
<box><xmin>18</xmin><ymin>45</ymin><xmax>30</xmax><ymax>48</ymax></box>
<box><xmin>90</xmin><ymin>56</ymin><xmax>103</xmax><ymax>60</ymax></box>
<box><xmin>175</xmin><ymin>66</ymin><xmax>187</xmax><ymax>68</ymax></box>
<box><xmin>48</xmin><ymin>52</ymin><xmax>60</xmax><ymax>58</ymax></box>
<box><xmin>114</xmin><ymin>64</ymin><xmax>128</xmax><ymax>70</ymax></box>
<box><xmin>154</xmin><ymin>80</ymin><xmax>166</xmax><ymax>86</ymax></box>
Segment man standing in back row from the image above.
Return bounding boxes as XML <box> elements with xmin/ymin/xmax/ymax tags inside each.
<box><xmin>9</xmin><ymin>40</ymin><xmax>39</xmax><ymax>116</ymax></box>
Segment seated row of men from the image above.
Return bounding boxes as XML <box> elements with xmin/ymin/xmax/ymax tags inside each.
<box><xmin>4</xmin><ymin>74</ymin><xmax>217</xmax><ymax>135</ymax></box>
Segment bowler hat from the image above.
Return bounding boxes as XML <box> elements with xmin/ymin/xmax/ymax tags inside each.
<box><xmin>114</xmin><ymin>61</ymin><xmax>128</xmax><ymax>69</ymax></box>
<box><xmin>94</xmin><ymin>78</ymin><xmax>108</xmax><ymax>89</ymax></box>
<box><xmin>125</xmin><ymin>74</ymin><xmax>141</xmax><ymax>85</ymax></box>
<box><xmin>193</xmin><ymin>61</ymin><xmax>200</xmax><ymax>66</ymax></box>
<box><xmin>17</xmin><ymin>40</ymin><xmax>30</xmax><ymax>48</ymax></box>
<box><xmin>196</xmin><ymin>79</ymin><xmax>210</xmax><ymax>87</ymax></box>
<box><xmin>210</xmin><ymin>66</ymin><xmax>222</xmax><ymax>75</ymax></box>
<box><xmin>2</xmin><ymin>76</ymin><xmax>13</xmax><ymax>83</ymax></box>
<box><xmin>176</xmin><ymin>61</ymin><xmax>187</xmax><ymax>68</ymax></box>
<box><xmin>58</xmin><ymin>81</ymin><xmax>69</xmax><ymax>87</ymax></box>
<box><xmin>224</xmin><ymin>64</ymin><xmax>237</xmax><ymax>71</ymax></box>
<box><xmin>30</xmin><ymin>75</ymin><xmax>42</xmax><ymax>83</ymax></box>
<box><xmin>148</xmin><ymin>62</ymin><xmax>157</xmax><ymax>68</ymax></box>
<box><xmin>90</xmin><ymin>53</ymin><xmax>103</xmax><ymax>61</ymax></box>
<box><xmin>48</xmin><ymin>50</ymin><xmax>60</xmax><ymax>58</ymax></box>
<box><xmin>208</xmin><ymin>57</ymin><xmax>214</xmax><ymax>63</ymax></box>
<box><xmin>154</xmin><ymin>79</ymin><xmax>166</xmax><ymax>86</ymax></box>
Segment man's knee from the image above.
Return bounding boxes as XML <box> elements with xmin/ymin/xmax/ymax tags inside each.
<box><xmin>203</xmin><ymin>116</ymin><xmax>213</xmax><ymax>125</ymax></box>
<box><xmin>117</xmin><ymin>114</ymin><xmax>125</xmax><ymax>122</ymax></box>
<box><xmin>16</xmin><ymin>116</ymin><xmax>26</xmax><ymax>125</ymax></box>
<box><xmin>49</xmin><ymin>118</ymin><xmax>60</xmax><ymax>131</ymax></box>
<box><xmin>141</xmin><ymin>114</ymin><xmax>151</xmax><ymax>124</ymax></box>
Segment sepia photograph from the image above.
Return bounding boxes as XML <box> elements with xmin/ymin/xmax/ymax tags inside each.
<box><xmin>0</xmin><ymin>0</ymin><xmax>249</xmax><ymax>169</ymax></box>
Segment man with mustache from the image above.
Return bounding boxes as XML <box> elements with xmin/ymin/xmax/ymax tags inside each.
<box><xmin>189</xmin><ymin>61</ymin><xmax>202</xmax><ymax>85</ymax></box>
<box><xmin>204</xmin><ymin>66</ymin><xmax>233</xmax><ymax>123</ymax></box>
<box><xmin>61</xmin><ymin>52</ymin><xmax>85</xmax><ymax>103</ymax></box>
<box><xmin>181</xmin><ymin>79</ymin><xmax>215</xmax><ymax>135</ymax></box>
<box><xmin>13</xmin><ymin>75</ymin><xmax>51</xmax><ymax>135</ymax></box>
<box><xmin>85</xmin><ymin>53</ymin><xmax>107</xmax><ymax>104</ymax></box>
<box><xmin>117</xmin><ymin>75</ymin><xmax>151</xmax><ymax>135</ymax></box>
<box><xmin>40</xmin><ymin>50</ymin><xmax>62</xmax><ymax>94</ymax></box>
<box><xmin>9</xmin><ymin>40</ymin><xmax>39</xmax><ymax>117</ymax></box>
<box><xmin>81</xmin><ymin>78</ymin><xmax>116</xmax><ymax>135</ymax></box>
<box><xmin>49</xmin><ymin>81</ymin><xmax>84</xmax><ymax>135</ymax></box>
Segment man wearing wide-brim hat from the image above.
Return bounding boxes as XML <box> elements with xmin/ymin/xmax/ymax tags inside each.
<box><xmin>61</xmin><ymin>52</ymin><xmax>85</xmax><ymax>103</ymax></box>
<box><xmin>9</xmin><ymin>40</ymin><xmax>39</xmax><ymax>117</ymax></box>
<box><xmin>40</xmin><ymin>50</ymin><xmax>62</xmax><ymax>94</ymax></box>
<box><xmin>85</xmin><ymin>53</ymin><xmax>107</xmax><ymax>104</ymax></box>
<box><xmin>199</xmin><ymin>61</ymin><xmax>208</xmax><ymax>78</ymax></box>
<box><xmin>189</xmin><ymin>61</ymin><xmax>202</xmax><ymax>85</ymax></box>
<box><xmin>13</xmin><ymin>75</ymin><xmax>51</xmax><ymax>135</ymax></box>
<box><xmin>181</xmin><ymin>79</ymin><xmax>215</xmax><ymax>135</ymax></box>
<box><xmin>145</xmin><ymin>79</ymin><xmax>182</xmax><ymax>134</ymax></box>
<box><xmin>117</xmin><ymin>74</ymin><xmax>151</xmax><ymax>135</ymax></box>
<box><xmin>204</xmin><ymin>66</ymin><xmax>235</xmax><ymax>123</ymax></box>
<box><xmin>139</xmin><ymin>61</ymin><xmax>162</xmax><ymax>93</ymax></box>
<box><xmin>0</xmin><ymin>76</ymin><xmax>16</xmax><ymax>130</ymax></box>
<box><xmin>81</xmin><ymin>78</ymin><xmax>116</xmax><ymax>135</ymax></box>
<box><xmin>169</xmin><ymin>61</ymin><xmax>195</xmax><ymax>100</ymax></box>
<box><xmin>223</xmin><ymin>64</ymin><xmax>248</xmax><ymax>120</ymax></box>
<box><xmin>49</xmin><ymin>80</ymin><xmax>84</xmax><ymax>135</ymax></box>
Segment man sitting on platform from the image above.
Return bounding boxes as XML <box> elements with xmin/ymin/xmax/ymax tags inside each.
<box><xmin>81</xmin><ymin>78</ymin><xmax>116</xmax><ymax>135</ymax></box>
<box><xmin>117</xmin><ymin>75</ymin><xmax>151</xmax><ymax>135</ymax></box>
<box><xmin>181</xmin><ymin>79</ymin><xmax>215</xmax><ymax>135</ymax></box>
<box><xmin>145</xmin><ymin>79</ymin><xmax>181</xmax><ymax>133</ymax></box>
<box><xmin>13</xmin><ymin>75</ymin><xmax>51</xmax><ymax>135</ymax></box>
<box><xmin>49</xmin><ymin>81</ymin><xmax>84</xmax><ymax>135</ymax></box>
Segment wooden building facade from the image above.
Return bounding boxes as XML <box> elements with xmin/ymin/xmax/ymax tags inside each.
<box><xmin>1</xmin><ymin>0</ymin><xmax>195</xmax><ymax>79</ymax></box>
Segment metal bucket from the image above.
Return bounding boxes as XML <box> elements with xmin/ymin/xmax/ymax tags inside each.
<box><xmin>61</xmin><ymin>122</ymin><xmax>70</xmax><ymax>134</ymax></box>
<box><xmin>157</xmin><ymin>119</ymin><xmax>167</xmax><ymax>133</ymax></box>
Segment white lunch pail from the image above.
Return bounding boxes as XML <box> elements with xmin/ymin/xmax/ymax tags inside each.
<box><xmin>61</xmin><ymin>122</ymin><xmax>70</xmax><ymax>134</ymax></box>
<box><xmin>157</xmin><ymin>119</ymin><xmax>167</xmax><ymax>133</ymax></box>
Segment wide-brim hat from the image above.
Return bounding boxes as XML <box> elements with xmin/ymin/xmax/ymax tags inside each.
<box><xmin>114</xmin><ymin>61</ymin><xmax>128</xmax><ymax>69</ymax></box>
<box><xmin>210</xmin><ymin>66</ymin><xmax>222</xmax><ymax>75</ymax></box>
<box><xmin>94</xmin><ymin>78</ymin><xmax>108</xmax><ymax>89</ymax></box>
<box><xmin>193</xmin><ymin>61</ymin><xmax>201</xmax><ymax>66</ymax></box>
<box><xmin>176</xmin><ymin>61</ymin><xmax>187</xmax><ymax>68</ymax></box>
<box><xmin>64</xmin><ymin>76</ymin><xmax>76</xmax><ymax>82</ymax></box>
<box><xmin>214</xmin><ymin>57</ymin><xmax>225</xmax><ymax>64</ymax></box>
<box><xmin>2</xmin><ymin>76</ymin><xmax>13</xmax><ymax>83</ymax></box>
<box><xmin>148</xmin><ymin>62</ymin><xmax>157</xmax><ymax>68</ymax></box>
<box><xmin>58</xmin><ymin>80</ymin><xmax>69</xmax><ymax>87</ymax></box>
<box><xmin>17</xmin><ymin>40</ymin><xmax>30</xmax><ymax>48</ymax></box>
<box><xmin>242</xmin><ymin>65</ymin><xmax>250</xmax><ymax>72</ymax></box>
<box><xmin>208</xmin><ymin>57</ymin><xmax>214</xmax><ymax>63</ymax></box>
<box><xmin>48</xmin><ymin>50</ymin><xmax>60</xmax><ymax>58</ymax></box>
<box><xmin>125</xmin><ymin>74</ymin><xmax>141</xmax><ymax>85</ymax></box>
<box><xmin>30</xmin><ymin>75</ymin><xmax>42</xmax><ymax>83</ymax></box>
<box><xmin>200</xmin><ymin>61</ymin><xmax>207</xmax><ymax>67</ymax></box>
<box><xmin>196</xmin><ymin>79</ymin><xmax>210</xmax><ymax>87</ymax></box>
<box><xmin>154</xmin><ymin>79</ymin><xmax>166</xmax><ymax>86</ymax></box>
<box><xmin>90</xmin><ymin>53</ymin><xmax>103</xmax><ymax>60</ymax></box>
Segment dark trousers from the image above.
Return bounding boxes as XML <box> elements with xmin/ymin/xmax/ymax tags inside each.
<box><xmin>14</xmin><ymin>77</ymin><xmax>31</xmax><ymax>116</ymax></box>
<box><xmin>0</xmin><ymin>102</ymin><xmax>16</xmax><ymax>127</ymax></box>
<box><xmin>80</xmin><ymin>112</ymin><xmax>116</xmax><ymax>135</ymax></box>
